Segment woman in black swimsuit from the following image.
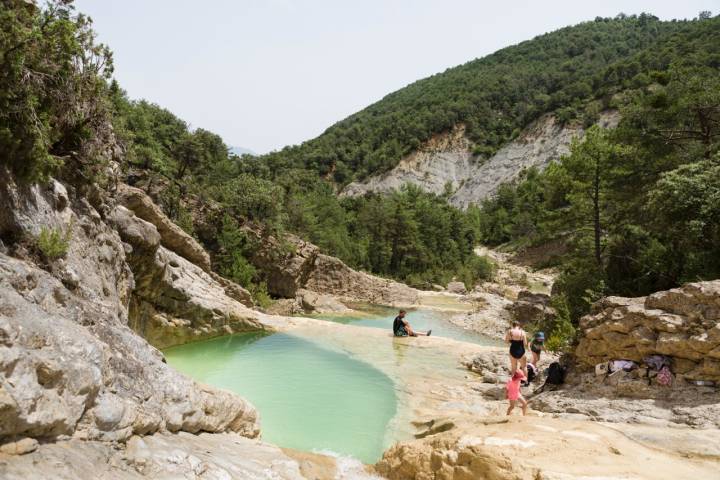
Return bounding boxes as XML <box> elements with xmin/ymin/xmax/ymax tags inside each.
<box><xmin>504</xmin><ymin>321</ymin><xmax>528</xmax><ymax>377</ymax></box>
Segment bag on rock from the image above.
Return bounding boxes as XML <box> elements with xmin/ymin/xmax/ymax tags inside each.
<box><xmin>546</xmin><ymin>362</ymin><xmax>566</xmax><ymax>385</ymax></box>
<box><xmin>527</xmin><ymin>363</ymin><xmax>537</xmax><ymax>383</ymax></box>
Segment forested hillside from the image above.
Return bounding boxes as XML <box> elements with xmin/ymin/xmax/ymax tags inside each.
<box><xmin>477</xmin><ymin>14</ymin><xmax>720</xmax><ymax>334</ymax></box>
<box><xmin>2</xmin><ymin>1</ymin><xmax>718</xmax><ymax>333</ymax></box>
<box><xmin>256</xmin><ymin>14</ymin><xmax>705</xmax><ymax>184</ymax></box>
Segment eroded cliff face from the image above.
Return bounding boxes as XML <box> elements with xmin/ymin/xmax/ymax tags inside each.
<box><xmin>0</xmin><ymin>169</ymin><xmax>259</xmax><ymax>446</ymax></box>
<box><xmin>341</xmin><ymin>112</ymin><xmax>620</xmax><ymax>208</ymax></box>
<box><xmin>109</xmin><ymin>189</ymin><xmax>262</xmax><ymax>349</ymax></box>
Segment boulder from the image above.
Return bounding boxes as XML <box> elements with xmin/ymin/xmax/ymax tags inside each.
<box><xmin>210</xmin><ymin>272</ymin><xmax>254</xmax><ymax>308</ymax></box>
<box><xmin>510</xmin><ymin>289</ymin><xmax>556</xmax><ymax>324</ymax></box>
<box><xmin>305</xmin><ymin>254</ymin><xmax>420</xmax><ymax>306</ymax></box>
<box><xmin>297</xmin><ymin>289</ymin><xmax>351</xmax><ymax>314</ymax></box>
<box><xmin>446</xmin><ymin>281</ymin><xmax>467</xmax><ymax>295</ymax></box>
<box><xmin>128</xmin><ymin>246</ymin><xmax>264</xmax><ymax>349</ymax></box>
<box><xmin>249</xmin><ymin>232</ymin><xmax>319</xmax><ymax>298</ymax></box>
<box><xmin>116</xmin><ymin>184</ymin><xmax>212</xmax><ymax>272</ymax></box>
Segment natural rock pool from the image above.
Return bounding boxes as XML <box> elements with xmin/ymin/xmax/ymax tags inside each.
<box><xmin>164</xmin><ymin>308</ymin><xmax>500</xmax><ymax>464</ymax></box>
<box><xmin>164</xmin><ymin>331</ymin><xmax>397</xmax><ymax>463</ymax></box>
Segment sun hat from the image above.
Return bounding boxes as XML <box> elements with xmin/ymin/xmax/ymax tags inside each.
<box><xmin>535</xmin><ymin>331</ymin><xmax>545</xmax><ymax>340</ymax></box>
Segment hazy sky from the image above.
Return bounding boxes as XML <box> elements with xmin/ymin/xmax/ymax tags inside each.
<box><xmin>75</xmin><ymin>0</ymin><xmax>716</xmax><ymax>154</ymax></box>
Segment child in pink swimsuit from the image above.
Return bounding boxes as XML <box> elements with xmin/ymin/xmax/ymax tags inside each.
<box><xmin>506</xmin><ymin>369</ymin><xmax>528</xmax><ymax>416</ymax></box>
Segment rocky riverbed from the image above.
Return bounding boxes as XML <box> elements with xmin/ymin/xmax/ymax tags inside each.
<box><xmin>1</xmin><ymin>168</ymin><xmax>719</xmax><ymax>479</ymax></box>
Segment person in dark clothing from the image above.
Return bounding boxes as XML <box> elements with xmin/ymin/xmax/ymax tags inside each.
<box><xmin>529</xmin><ymin>331</ymin><xmax>546</xmax><ymax>365</ymax></box>
<box><xmin>504</xmin><ymin>321</ymin><xmax>528</xmax><ymax>377</ymax></box>
<box><xmin>393</xmin><ymin>310</ymin><xmax>431</xmax><ymax>337</ymax></box>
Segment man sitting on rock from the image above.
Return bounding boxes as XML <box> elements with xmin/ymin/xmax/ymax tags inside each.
<box><xmin>393</xmin><ymin>310</ymin><xmax>431</xmax><ymax>337</ymax></box>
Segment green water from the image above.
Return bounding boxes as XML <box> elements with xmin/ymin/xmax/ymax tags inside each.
<box><xmin>317</xmin><ymin>307</ymin><xmax>501</xmax><ymax>346</ymax></box>
<box><xmin>164</xmin><ymin>332</ymin><xmax>397</xmax><ymax>463</ymax></box>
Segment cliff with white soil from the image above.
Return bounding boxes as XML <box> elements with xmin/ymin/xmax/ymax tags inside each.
<box><xmin>342</xmin><ymin>111</ymin><xmax>620</xmax><ymax>207</ymax></box>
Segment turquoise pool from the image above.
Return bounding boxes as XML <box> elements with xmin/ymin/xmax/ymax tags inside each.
<box><xmin>164</xmin><ymin>332</ymin><xmax>397</xmax><ymax>464</ymax></box>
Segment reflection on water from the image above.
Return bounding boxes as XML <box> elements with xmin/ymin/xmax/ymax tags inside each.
<box><xmin>164</xmin><ymin>332</ymin><xmax>397</xmax><ymax>464</ymax></box>
<box><xmin>391</xmin><ymin>339</ymin><xmax>410</xmax><ymax>367</ymax></box>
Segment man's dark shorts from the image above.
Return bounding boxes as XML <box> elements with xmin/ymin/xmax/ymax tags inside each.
<box><xmin>394</xmin><ymin>326</ymin><xmax>409</xmax><ymax>337</ymax></box>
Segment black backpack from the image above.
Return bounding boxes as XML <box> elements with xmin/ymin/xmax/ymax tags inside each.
<box><xmin>527</xmin><ymin>363</ymin><xmax>537</xmax><ymax>383</ymax></box>
<box><xmin>546</xmin><ymin>362</ymin><xmax>566</xmax><ymax>385</ymax></box>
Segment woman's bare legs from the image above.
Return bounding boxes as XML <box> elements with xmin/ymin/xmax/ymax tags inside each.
<box><xmin>532</xmin><ymin>351</ymin><xmax>540</xmax><ymax>365</ymax></box>
<box><xmin>506</xmin><ymin>400</ymin><xmax>516</xmax><ymax>416</ymax></box>
<box><xmin>520</xmin><ymin>356</ymin><xmax>528</xmax><ymax>378</ymax></box>
<box><xmin>510</xmin><ymin>356</ymin><xmax>518</xmax><ymax>375</ymax></box>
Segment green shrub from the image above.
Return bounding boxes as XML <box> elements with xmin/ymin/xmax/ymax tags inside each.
<box><xmin>37</xmin><ymin>225</ymin><xmax>71</xmax><ymax>260</ymax></box>
<box><xmin>545</xmin><ymin>294</ymin><xmax>577</xmax><ymax>352</ymax></box>
<box><xmin>459</xmin><ymin>255</ymin><xmax>496</xmax><ymax>290</ymax></box>
<box><xmin>250</xmin><ymin>282</ymin><xmax>272</xmax><ymax>310</ymax></box>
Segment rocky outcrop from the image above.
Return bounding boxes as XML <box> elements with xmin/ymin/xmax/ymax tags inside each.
<box><xmin>108</xmin><ymin>205</ymin><xmax>263</xmax><ymax>349</ymax></box>
<box><xmin>297</xmin><ymin>289</ymin><xmax>352</xmax><ymax>314</ymax></box>
<box><xmin>250</xmin><ymin>232</ymin><xmax>320</xmax><ymax>298</ymax></box>
<box><xmin>342</xmin><ymin>111</ymin><xmax>620</xmax><ymax>208</ymax></box>
<box><xmin>446</xmin><ymin>281</ymin><xmax>467</xmax><ymax>295</ymax></box>
<box><xmin>575</xmin><ymin>281</ymin><xmax>720</xmax><ymax>381</ymax></box>
<box><xmin>116</xmin><ymin>184</ymin><xmax>212</xmax><ymax>272</ymax></box>
<box><xmin>249</xmin><ymin>231</ymin><xmax>421</xmax><ymax>306</ymax></box>
<box><xmin>305</xmin><ymin>254</ymin><xmax>419</xmax><ymax>306</ymax></box>
<box><xmin>0</xmin><ymin>169</ymin><xmax>259</xmax><ymax>447</ymax></box>
<box><xmin>510</xmin><ymin>290</ymin><xmax>556</xmax><ymax>324</ymax></box>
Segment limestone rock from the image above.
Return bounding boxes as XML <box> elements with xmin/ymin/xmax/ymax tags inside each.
<box><xmin>375</xmin><ymin>416</ymin><xmax>719</xmax><ymax>480</ymax></box>
<box><xmin>306</xmin><ymin>254</ymin><xmax>419</xmax><ymax>306</ymax></box>
<box><xmin>116</xmin><ymin>184</ymin><xmax>212</xmax><ymax>271</ymax></box>
<box><xmin>0</xmin><ymin>438</ymin><xmax>38</xmax><ymax>456</ymax></box>
<box><xmin>0</xmin><ymin>171</ymin><xmax>260</xmax><ymax>444</ymax></box>
<box><xmin>297</xmin><ymin>289</ymin><xmax>351</xmax><ymax>314</ymax></box>
<box><xmin>510</xmin><ymin>289</ymin><xmax>556</xmax><ymax>324</ymax></box>
<box><xmin>249</xmin><ymin>232</ymin><xmax>319</xmax><ymax>298</ymax></box>
<box><xmin>108</xmin><ymin>205</ymin><xmax>161</xmax><ymax>253</ymax></box>
<box><xmin>575</xmin><ymin>281</ymin><xmax>720</xmax><ymax>381</ymax></box>
<box><xmin>247</xmin><ymin>228</ymin><xmax>422</xmax><ymax>307</ymax></box>
<box><xmin>128</xmin><ymin>246</ymin><xmax>264</xmax><ymax>349</ymax></box>
<box><xmin>446</xmin><ymin>281</ymin><xmax>467</xmax><ymax>295</ymax></box>
<box><xmin>110</xmin><ymin>199</ymin><xmax>260</xmax><ymax>348</ymax></box>
<box><xmin>210</xmin><ymin>271</ymin><xmax>254</xmax><ymax>308</ymax></box>
<box><xmin>0</xmin><ymin>253</ymin><xmax>259</xmax><ymax>442</ymax></box>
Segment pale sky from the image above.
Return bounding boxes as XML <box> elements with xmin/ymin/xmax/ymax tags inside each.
<box><xmin>74</xmin><ymin>0</ymin><xmax>716</xmax><ymax>154</ymax></box>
